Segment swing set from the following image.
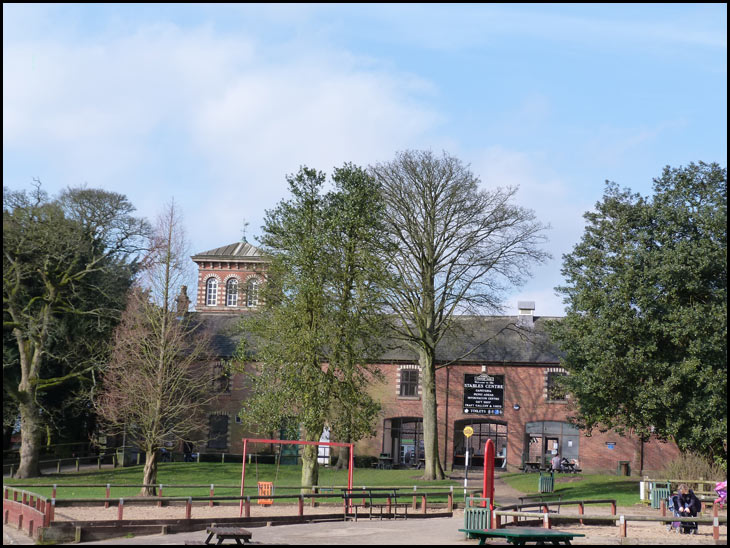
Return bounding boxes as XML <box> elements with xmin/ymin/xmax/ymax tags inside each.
<box><xmin>239</xmin><ymin>438</ymin><xmax>354</xmax><ymax>516</ymax></box>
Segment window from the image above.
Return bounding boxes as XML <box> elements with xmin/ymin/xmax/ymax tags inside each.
<box><xmin>399</xmin><ymin>369</ymin><xmax>419</xmax><ymax>397</ymax></box>
<box><xmin>247</xmin><ymin>278</ymin><xmax>259</xmax><ymax>307</ymax></box>
<box><xmin>226</xmin><ymin>278</ymin><xmax>238</xmax><ymax>307</ymax></box>
<box><xmin>547</xmin><ymin>372</ymin><xmax>567</xmax><ymax>401</ymax></box>
<box><xmin>212</xmin><ymin>361</ymin><xmax>230</xmax><ymax>393</ymax></box>
<box><xmin>207</xmin><ymin>415</ymin><xmax>229</xmax><ymax>450</ymax></box>
<box><xmin>205</xmin><ymin>278</ymin><xmax>218</xmax><ymax>306</ymax></box>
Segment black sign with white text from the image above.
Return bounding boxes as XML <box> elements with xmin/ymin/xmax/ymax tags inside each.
<box><xmin>463</xmin><ymin>373</ymin><xmax>504</xmax><ymax>415</ymax></box>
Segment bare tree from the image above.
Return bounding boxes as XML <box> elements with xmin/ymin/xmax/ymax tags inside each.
<box><xmin>371</xmin><ymin>150</ymin><xmax>549</xmax><ymax>480</ymax></box>
<box><xmin>95</xmin><ymin>201</ymin><xmax>214</xmax><ymax>495</ymax></box>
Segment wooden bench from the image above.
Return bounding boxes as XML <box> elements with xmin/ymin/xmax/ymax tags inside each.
<box><xmin>205</xmin><ymin>526</ymin><xmax>252</xmax><ymax>545</ymax></box>
<box><xmin>459</xmin><ymin>527</ymin><xmax>585</xmax><ymax>546</ymax></box>
<box><xmin>518</xmin><ymin>494</ymin><xmax>562</xmax><ymax>513</ymax></box>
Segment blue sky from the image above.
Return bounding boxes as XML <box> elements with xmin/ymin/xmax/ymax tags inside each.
<box><xmin>3</xmin><ymin>4</ymin><xmax>727</xmax><ymax>316</ymax></box>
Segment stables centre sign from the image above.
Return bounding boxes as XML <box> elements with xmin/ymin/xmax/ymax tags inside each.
<box><xmin>463</xmin><ymin>373</ymin><xmax>504</xmax><ymax>415</ymax></box>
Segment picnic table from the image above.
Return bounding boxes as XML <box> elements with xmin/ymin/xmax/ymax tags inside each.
<box><xmin>205</xmin><ymin>526</ymin><xmax>252</xmax><ymax>545</ymax></box>
<box><xmin>459</xmin><ymin>527</ymin><xmax>585</xmax><ymax>546</ymax></box>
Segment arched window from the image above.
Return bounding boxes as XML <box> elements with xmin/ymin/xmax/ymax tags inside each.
<box><xmin>226</xmin><ymin>278</ymin><xmax>238</xmax><ymax>307</ymax></box>
<box><xmin>247</xmin><ymin>278</ymin><xmax>259</xmax><ymax>307</ymax></box>
<box><xmin>205</xmin><ymin>278</ymin><xmax>218</xmax><ymax>306</ymax></box>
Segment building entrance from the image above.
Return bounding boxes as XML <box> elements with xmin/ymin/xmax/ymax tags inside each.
<box><xmin>453</xmin><ymin>419</ymin><xmax>507</xmax><ymax>469</ymax></box>
<box><xmin>523</xmin><ymin>421</ymin><xmax>580</xmax><ymax>468</ymax></box>
<box><xmin>382</xmin><ymin>417</ymin><xmax>424</xmax><ymax>468</ymax></box>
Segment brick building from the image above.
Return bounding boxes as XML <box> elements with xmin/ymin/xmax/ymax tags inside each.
<box><xmin>187</xmin><ymin>241</ymin><xmax>679</xmax><ymax>474</ymax></box>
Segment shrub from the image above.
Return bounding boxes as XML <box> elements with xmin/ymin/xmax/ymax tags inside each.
<box><xmin>660</xmin><ymin>452</ymin><xmax>726</xmax><ymax>481</ymax></box>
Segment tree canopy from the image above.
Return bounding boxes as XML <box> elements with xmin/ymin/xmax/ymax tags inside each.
<box><xmin>371</xmin><ymin>150</ymin><xmax>549</xmax><ymax>479</ymax></box>
<box><xmin>550</xmin><ymin>162</ymin><xmax>727</xmax><ymax>464</ymax></box>
<box><xmin>3</xmin><ymin>183</ymin><xmax>149</xmax><ymax>477</ymax></box>
<box><xmin>239</xmin><ymin>164</ymin><xmax>388</xmax><ymax>488</ymax></box>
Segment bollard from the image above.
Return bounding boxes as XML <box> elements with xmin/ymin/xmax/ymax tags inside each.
<box><xmin>118</xmin><ymin>498</ymin><xmax>124</xmax><ymax>521</ymax></box>
<box><xmin>619</xmin><ymin>515</ymin><xmax>626</xmax><ymax>538</ymax></box>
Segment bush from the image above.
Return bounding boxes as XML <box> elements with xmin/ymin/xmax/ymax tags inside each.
<box><xmin>660</xmin><ymin>452</ymin><xmax>726</xmax><ymax>481</ymax></box>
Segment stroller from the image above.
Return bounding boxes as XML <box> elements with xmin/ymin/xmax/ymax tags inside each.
<box><xmin>667</xmin><ymin>493</ymin><xmax>698</xmax><ymax>534</ymax></box>
<box><xmin>715</xmin><ymin>481</ymin><xmax>727</xmax><ymax>509</ymax></box>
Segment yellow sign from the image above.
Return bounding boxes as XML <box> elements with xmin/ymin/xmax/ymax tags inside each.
<box><xmin>463</xmin><ymin>426</ymin><xmax>474</xmax><ymax>438</ymax></box>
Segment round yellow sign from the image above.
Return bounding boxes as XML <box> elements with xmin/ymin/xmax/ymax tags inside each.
<box><xmin>463</xmin><ymin>426</ymin><xmax>474</xmax><ymax>438</ymax></box>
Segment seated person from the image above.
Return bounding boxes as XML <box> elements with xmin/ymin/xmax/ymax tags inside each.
<box><xmin>550</xmin><ymin>454</ymin><xmax>562</xmax><ymax>472</ymax></box>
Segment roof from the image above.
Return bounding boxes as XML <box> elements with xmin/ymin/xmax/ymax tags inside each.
<box><xmin>195</xmin><ymin>312</ymin><xmax>563</xmax><ymax>366</ymax></box>
<box><xmin>191</xmin><ymin>242</ymin><xmax>267</xmax><ymax>262</ymax></box>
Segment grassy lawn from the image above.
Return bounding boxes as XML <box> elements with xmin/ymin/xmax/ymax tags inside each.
<box><xmin>3</xmin><ymin>462</ymin><xmax>460</xmax><ymax>502</ymax></box>
<box><xmin>500</xmin><ymin>471</ymin><xmax>641</xmax><ymax>507</ymax></box>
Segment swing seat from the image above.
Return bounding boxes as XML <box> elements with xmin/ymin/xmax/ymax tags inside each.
<box><xmin>258</xmin><ymin>481</ymin><xmax>273</xmax><ymax>506</ymax></box>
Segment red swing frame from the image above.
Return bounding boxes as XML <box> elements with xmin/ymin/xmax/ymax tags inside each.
<box><xmin>239</xmin><ymin>438</ymin><xmax>354</xmax><ymax>516</ymax></box>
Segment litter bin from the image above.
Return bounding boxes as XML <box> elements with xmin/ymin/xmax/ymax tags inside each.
<box><xmin>617</xmin><ymin>460</ymin><xmax>630</xmax><ymax>476</ymax></box>
<box><xmin>539</xmin><ymin>471</ymin><xmax>554</xmax><ymax>493</ymax></box>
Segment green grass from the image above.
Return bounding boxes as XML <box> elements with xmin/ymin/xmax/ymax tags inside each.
<box><xmin>499</xmin><ymin>472</ymin><xmax>641</xmax><ymax>507</ymax></box>
<box><xmin>3</xmin><ymin>462</ymin><xmax>460</xmax><ymax>502</ymax></box>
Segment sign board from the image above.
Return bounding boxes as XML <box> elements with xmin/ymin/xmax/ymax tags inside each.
<box><xmin>463</xmin><ymin>373</ymin><xmax>504</xmax><ymax>414</ymax></box>
<box><xmin>463</xmin><ymin>426</ymin><xmax>474</xmax><ymax>438</ymax></box>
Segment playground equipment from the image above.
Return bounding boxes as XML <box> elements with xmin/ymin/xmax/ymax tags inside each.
<box><xmin>239</xmin><ymin>438</ymin><xmax>354</xmax><ymax>517</ymax></box>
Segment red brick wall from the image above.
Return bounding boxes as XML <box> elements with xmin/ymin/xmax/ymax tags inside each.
<box><xmin>355</xmin><ymin>362</ymin><xmax>679</xmax><ymax>474</ymax></box>
<box><xmin>195</xmin><ymin>261</ymin><xmax>264</xmax><ymax>312</ymax></box>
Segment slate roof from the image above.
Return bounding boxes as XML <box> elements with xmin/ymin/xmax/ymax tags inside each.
<box><xmin>195</xmin><ymin>312</ymin><xmax>563</xmax><ymax>365</ymax></box>
<box><xmin>191</xmin><ymin>242</ymin><xmax>267</xmax><ymax>261</ymax></box>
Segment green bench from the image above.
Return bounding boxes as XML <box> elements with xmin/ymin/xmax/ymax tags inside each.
<box><xmin>459</xmin><ymin>527</ymin><xmax>585</xmax><ymax>546</ymax></box>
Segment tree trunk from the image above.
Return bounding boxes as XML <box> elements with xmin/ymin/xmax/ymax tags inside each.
<box><xmin>15</xmin><ymin>397</ymin><xmax>42</xmax><ymax>479</ymax></box>
<box><xmin>419</xmin><ymin>346</ymin><xmax>445</xmax><ymax>480</ymax></box>
<box><xmin>334</xmin><ymin>445</ymin><xmax>350</xmax><ymax>471</ymax></box>
<box><xmin>301</xmin><ymin>444</ymin><xmax>320</xmax><ymax>493</ymax></box>
<box><xmin>141</xmin><ymin>450</ymin><xmax>158</xmax><ymax>496</ymax></box>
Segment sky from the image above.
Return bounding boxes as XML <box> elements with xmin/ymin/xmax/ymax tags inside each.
<box><xmin>3</xmin><ymin>3</ymin><xmax>727</xmax><ymax>316</ymax></box>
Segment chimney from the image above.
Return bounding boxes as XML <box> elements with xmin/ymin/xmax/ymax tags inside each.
<box><xmin>517</xmin><ymin>301</ymin><xmax>535</xmax><ymax>328</ymax></box>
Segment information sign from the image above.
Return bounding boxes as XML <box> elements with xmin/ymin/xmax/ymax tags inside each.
<box><xmin>463</xmin><ymin>373</ymin><xmax>504</xmax><ymax>414</ymax></box>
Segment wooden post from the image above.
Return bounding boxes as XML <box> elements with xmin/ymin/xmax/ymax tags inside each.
<box><xmin>495</xmin><ymin>512</ymin><xmax>501</xmax><ymax>529</ymax></box>
<box><xmin>57</xmin><ymin>460</ymin><xmax>61</xmax><ymax>474</ymax></box>
<box><xmin>118</xmin><ymin>498</ymin><xmax>124</xmax><ymax>521</ymax></box>
<box><xmin>421</xmin><ymin>495</ymin><xmax>427</xmax><ymax>514</ymax></box>
<box><xmin>619</xmin><ymin>515</ymin><xmax>626</xmax><ymax>538</ymax></box>
<box><xmin>105</xmin><ymin>484</ymin><xmax>110</xmax><ymax>509</ymax></box>
<box><xmin>713</xmin><ymin>504</ymin><xmax>719</xmax><ymax>541</ymax></box>
<box><xmin>543</xmin><ymin>512</ymin><xmax>551</xmax><ymax>529</ymax></box>
<box><xmin>76</xmin><ymin>458</ymin><xmax>80</xmax><ymax>472</ymax></box>
<box><xmin>210</xmin><ymin>484</ymin><xmax>214</xmax><ymax>508</ymax></box>
<box><xmin>158</xmin><ymin>484</ymin><xmax>163</xmax><ymax>507</ymax></box>
<box><xmin>186</xmin><ymin>497</ymin><xmax>192</xmax><ymax>519</ymax></box>
<box><xmin>387</xmin><ymin>495</ymin><xmax>392</xmax><ymax>514</ymax></box>
<box><xmin>578</xmin><ymin>502</ymin><xmax>584</xmax><ymax>525</ymax></box>
<box><xmin>412</xmin><ymin>486</ymin><xmax>417</xmax><ymax>510</ymax></box>
<box><xmin>298</xmin><ymin>495</ymin><xmax>304</xmax><ymax>516</ymax></box>
<box><xmin>52</xmin><ymin>485</ymin><xmax>57</xmax><ymax>500</ymax></box>
<box><xmin>245</xmin><ymin>496</ymin><xmax>251</xmax><ymax>518</ymax></box>
<box><xmin>49</xmin><ymin>499</ymin><xmax>55</xmax><ymax>523</ymax></box>
<box><xmin>311</xmin><ymin>487</ymin><xmax>317</xmax><ymax>508</ymax></box>
<box><xmin>447</xmin><ymin>490</ymin><xmax>453</xmax><ymax>513</ymax></box>
<box><xmin>660</xmin><ymin>499</ymin><xmax>666</xmax><ymax>516</ymax></box>
<box><xmin>611</xmin><ymin>501</ymin><xmax>616</xmax><ymax>515</ymax></box>
<box><xmin>98</xmin><ymin>457</ymin><xmax>101</xmax><ymax>470</ymax></box>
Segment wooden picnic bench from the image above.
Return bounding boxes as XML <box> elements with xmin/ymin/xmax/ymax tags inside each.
<box><xmin>459</xmin><ymin>527</ymin><xmax>585</xmax><ymax>546</ymax></box>
<box><xmin>205</xmin><ymin>526</ymin><xmax>252</xmax><ymax>545</ymax></box>
<box><xmin>343</xmin><ymin>488</ymin><xmax>409</xmax><ymax>521</ymax></box>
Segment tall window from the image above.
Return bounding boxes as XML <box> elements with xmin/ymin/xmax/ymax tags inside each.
<box><xmin>226</xmin><ymin>278</ymin><xmax>238</xmax><ymax>307</ymax></box>
<box><xmin>247</xmin><ymin>278</ymin><xmax>259</xmax><ymax>307</ymax></box>
<box><xmin>207</xmin><ymin>415</ymin><xmax>229</xmax><ymax>450</ymax></box>
<box><xmin>399</xmin><ymin>369</ymin><xmax>419</xmax><ymax>397</ymax></box>
<box><xmin>547</xmin><ymin>372</ymin><xmax>567</xmax><ymax>401</ymax></box>
<box><xmin>205</xmin><ymin>278</ymin><xmax>218</xmax><ymax>306</ymax></box>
